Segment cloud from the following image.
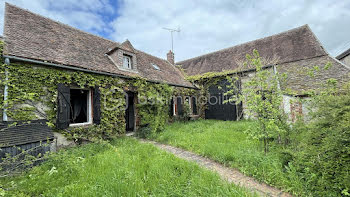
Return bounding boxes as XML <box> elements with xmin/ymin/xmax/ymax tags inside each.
<box><xmin>1</xmin><ymin>0</ymin><xmax>350</xmax><ymax>61</ymax></box>
<box><xmin>110</xmin><ymin>0</ymin><xmax>350</xmax><ymax>61</ymax></box>
<box><xmin>0</xmin><ymin>0</ymin><xmax>115</xmax><ymax>36</ymax></box>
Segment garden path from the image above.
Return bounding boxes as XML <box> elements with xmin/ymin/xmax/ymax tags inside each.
<box><xmin>139</xmin><ymin>139</ymin><xmax>292</xmax><ymax>197</ymax></box>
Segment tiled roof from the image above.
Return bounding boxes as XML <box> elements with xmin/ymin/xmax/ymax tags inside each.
<box><xmin>178</xmin><ymin>25</ymin><xmax>350</xmax><ymax>94</ymax></box>
<box><xmin>3</xmin><ymin>3</ymin><xmax>193</xmax><ymax>88</ymax></box>
<box><xmin>178</xmin><ymin>25</ymin><xmax>328</xmax><ymax>76</ymax></box>
<box><xmin>0</xmin><ymin>120</ymin><xmax>54</xmax><ymax>148</ymax></box>
<box><xmin>336</xmin><ymin>48</ymin><xmax>350</xmax><ymax>60</ymax></box>
<box><xmin>277</xmin><ymin>55</ymin><xmax>350</xmax><ymax>94</ymax></box>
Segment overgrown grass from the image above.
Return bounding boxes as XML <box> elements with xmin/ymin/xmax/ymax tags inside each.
<box><xmin>150</xmin><ymin>120</ymin><xmax>305</xmax><ymax>195</ymax></box>
<box><xmin>0</xmin><ymin>138</ymin><xmax>254</xmax><ymax>196</ymax></box>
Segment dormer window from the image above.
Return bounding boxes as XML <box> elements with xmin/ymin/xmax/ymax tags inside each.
<box><xmin>123</xmin><ymin>55</ymin><xmax>132</xmax><ymax>69</ymax></box>
<box><xmin>106</xmin><ymin>40</ymin><xmax>138</xmax><ymax>72</ymax></box>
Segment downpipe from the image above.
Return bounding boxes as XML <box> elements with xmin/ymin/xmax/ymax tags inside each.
<box><xmin>3</xmin><ymin>57</ymin><xmax>9</xmax><ymax>121</ymax></box>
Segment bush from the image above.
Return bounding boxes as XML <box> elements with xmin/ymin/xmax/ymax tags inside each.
<box><xmin>136</xmin><ymin>124</ymin><xmax>152</xmax><ymax>138</ymax></box>
<box><xmin>291</xmin><ymin>82</ymin><xmax>350</xmax><ymax>196</ymax></box>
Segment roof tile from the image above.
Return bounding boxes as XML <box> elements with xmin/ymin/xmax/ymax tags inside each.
<box><xmin>3</xmin><ymin>3</ymin><xmax>193</xmax><ymax>88</ymax></box>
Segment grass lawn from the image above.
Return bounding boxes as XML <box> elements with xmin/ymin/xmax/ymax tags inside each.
<box><xmin>0</xmin><ymin>138</ymin><xmax>255</xmax><ymax>197</ymax></box>
<box><xmin>150</xmin><ymin>120</ymin><xmax>303</xmax><ymax>195</ymax></box>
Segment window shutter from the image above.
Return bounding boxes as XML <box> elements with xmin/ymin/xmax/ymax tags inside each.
<box><xmin>93</xmin><ymin>86</ymin><xmax>101</xmax><ymax>124</ymax></box>
<box><xmin>169</xmin><ymin>98</ymin><xmax>174</xmax><ymax>117</ymax></box>
<box><xmin>57</xmin><ymin>84</ymin><xmax>70</xmax><ymax>129</ymax></box>
<box><xmin>192</xmin><ymin>97</ymin><xmax>197</xmax><ymax>115</ymax></box>
<box><xmin>177</xmin><ymin>97</ymin><xmax>183</xmax><ymax>116</ymax></box>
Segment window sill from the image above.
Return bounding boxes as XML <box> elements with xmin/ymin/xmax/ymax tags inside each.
<box><xmin>69</xmin><ymin>122</ymin><xmax>93</xmax><ymax>127</ymax></box>
<box><xmin>118</xmin><ymin>67</ymin><xmax>138</xmax><ymax>73</ymax></box>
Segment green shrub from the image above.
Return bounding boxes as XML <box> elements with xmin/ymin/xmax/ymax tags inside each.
<box><xmin>291</xmin><ymin>82</ymin><xmax>350</xmax><ymax>196</ymax></box>
<box><xmin>136</xmin><ymin>124</ymin><xmax>152</xmax><ymax>138</ymax></box>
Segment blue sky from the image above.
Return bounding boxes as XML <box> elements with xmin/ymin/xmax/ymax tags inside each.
<box><xmin>1</xmin><ymin>0</ymin><xmax>350</xmax><ymax>61</ymax></box>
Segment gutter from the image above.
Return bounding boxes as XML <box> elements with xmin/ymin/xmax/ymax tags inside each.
<box><xmin>3</xmin><ymin>57</ymin><xmax>9</xmax><ymax>121</ymax></box>
<box><xmin>3</xmin><ymin>55</ymin><xmax>198</xmax><ymax>89</ymax></box>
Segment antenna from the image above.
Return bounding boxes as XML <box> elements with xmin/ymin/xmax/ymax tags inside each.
<box><xmin>163</xmin><ymin>27</ymin><xmax>180</xmax><ymax>52</ymax></box>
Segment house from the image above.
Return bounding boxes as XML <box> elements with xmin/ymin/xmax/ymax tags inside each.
<box><xmin>336</xmin><ymin>48</ymin><xmax>350</xmax><ymax>65</ymax></box>
<box><xmin>1</xmin><ymin>2</ymin><xmax>350</xmax><ymax>155</ymax></box>
<box><xmin>0</xmin><ymin>3</ymin><xmax>197</xmax><ymax>156</ymax></box>
<box><xmin>178</xmin><ymin>25</ymin><xmax>350</xmax><ymax>120</ymax></box>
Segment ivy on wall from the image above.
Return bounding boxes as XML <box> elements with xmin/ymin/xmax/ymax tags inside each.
<box><xmin>130</xmin><ymin>77</ymin><xmax>173</xmax><ymax>133</ymax></box>
<box><xmin>0</xmin><ymin>36</ymin><xmax>241</xmax><ymax>141</ymax></box>
<box><xmin>0</xmin><ymin>40</ymin><xmax>199</xmax><ymax>140</ymax></box>
<box><xmin>184</xmin><ymin>69</ymin><xmax>241</xmax><ymax>119</ymax></box>
<box><xmin>0</xmin><ymin>62</ymin><xmax>127</xmax><ymax>140</ymax></box>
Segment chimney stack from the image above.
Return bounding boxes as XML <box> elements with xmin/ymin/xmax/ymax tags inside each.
<box><xmin>167</xmin><ymin>50</ymin><xmax>174</xmax><ymax>65</ymax></box>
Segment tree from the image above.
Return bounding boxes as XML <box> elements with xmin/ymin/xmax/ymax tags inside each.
<box><xmin>225</xmin><ymin>50</ymin><xmax>289</xmax><ymax>153</ymax></box>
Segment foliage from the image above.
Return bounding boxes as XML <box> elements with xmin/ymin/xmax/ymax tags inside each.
<box><xmin>0</xmin><ymin>62</ymin><xmax>127</xmax><ymax>141</ymax></box>
<box><xmin>185</xmin><ymin>69</ymin><xmax>241</xmax><ymax>119</ymax></box>
<box><xmin>0</xmin><ymin>39</ymin><xmax>196</xmax><ymax>141</ymax></box>
<box><xmin>290</xmin><ymin>81</ymin><xmax>350</xmax><ymax>196</ymax></box>
<box><xmin>132</xmin><ymin>77</ymin><xmax>173</xmax><ymax>134</ymax></box>
<box><xmin>152</xmin><ymin>109</ymin><xmax>350</xmax><ymax>196</ymax></box>
<box><xmin>185</xmin><ymin>69</ymin><xmax>241</xmax><ymax>82</ymax></box>
<box><xmin>0</xmin><ymin>138</ymin><xmax>255</xmax><ymax>196</ymax></box>
<box><xmin>225</xmin><ymin>50</ymin><xmax>289</xmax><ymax>153</ymax></box>
<box><xmin>151</xmin><ymin>120</ymin><xmax>301</xmax><ymax>194</ymax></box>
<box><xmin>182</xmin><ymin>97</ymin><xmax>192</xmax><ymax>120</ymax></box>
<box><xmin>0</xmin><ymin>141</ymin><xmax>51</xmax><ymax>178</ymax></box>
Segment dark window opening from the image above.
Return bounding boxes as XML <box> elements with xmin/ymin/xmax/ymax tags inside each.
<box><xmin>125</xmin><ymin>92</ymin><xmax>135</xmax><ymax>132</ymax></box>
<box><xmin>192</xmin><ymin>97</ymin><xmax>197</xmax><ymax>115</ymax></box>
<box><xmin>70</xmin><ymin>89</ymin><xmax>88</xmax><ymax>124</ymax></box>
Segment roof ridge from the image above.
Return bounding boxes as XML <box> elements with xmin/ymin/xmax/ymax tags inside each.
<box><xmin>304</xmin><ymin>24</ymin><xmax>328</xmax><ymax>55</ymax></box>
<box><xmin>177</xmin><ymin>24</ymin><xmax>310</xmax><ymax>64</ymax></box>
<box><xmin>4</xmin><ymin>3</ymin><xmax>119</xmax><ymax>45</ymax></box>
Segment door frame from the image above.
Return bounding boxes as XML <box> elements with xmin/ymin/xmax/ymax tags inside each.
<box><xmin>125</xmin><ymin>91</ymin><xmax>135</xmax><ymax>132</ymax></box>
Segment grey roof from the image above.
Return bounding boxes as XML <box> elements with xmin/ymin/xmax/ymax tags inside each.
<box><xmin>3</xmin><ymin>3</ymin><xmax>193</xmax><ymax>88</ymax></box>
<box><xmin>0</xmin><ymin>120</ymin><xmax>54</xmax><ymax>148</ymax></box>
<box><xmin>178</xmin><ymin>25</ymin><xmax>350</xmax><ymax>94</ymax></box>
<box><xmin>178</xmin><ymin>25</ymin><xmax>327</xmax><ymax>76</ymax></box>
<box><xmin>336</xmin><ymin>48</ymin><xmax>350</xmax><ymax>60</ymax></box>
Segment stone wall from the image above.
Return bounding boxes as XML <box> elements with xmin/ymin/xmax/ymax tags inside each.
<box><xmin>339</xmin><ymin>54</ymin><xmax>350</xmax><ymax>66</ymax></box>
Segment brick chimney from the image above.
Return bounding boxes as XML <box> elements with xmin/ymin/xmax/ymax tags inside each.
<box><xmin>167</xmin><ymin>50</ymin><xmax>174</xmax><ymax>65</ymax></box>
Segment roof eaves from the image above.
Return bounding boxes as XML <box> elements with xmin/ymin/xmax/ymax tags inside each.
<box><xmin>3</xmin><ymin>55</ymin><xmax>197</xmax><ymax>89</ymax></box>
<box><xmin>336</xmin><ymin>48</ymin><xmax>350</xmax><ymax>60</ymax></box>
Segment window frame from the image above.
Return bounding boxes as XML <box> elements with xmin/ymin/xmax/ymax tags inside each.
<box><xmin>69</xmin><ymin>88</ymin><xmax>93</xmax><ymax>127</ymax></box>
<box><xmin>173</xmin><ymin>97</ymin><xmax>177</xmax><ymax>116</ymax></box>
<box><xmin>123</xmin><ymin>54</ymin><xmax>132</xmax><ymax>69</ymax></box>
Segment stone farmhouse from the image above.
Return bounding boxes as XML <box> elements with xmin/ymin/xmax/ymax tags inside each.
<box><xmin>0</xmin><ymin>3</ymin><xmax>349</xmax><ymax>156</ymax></box>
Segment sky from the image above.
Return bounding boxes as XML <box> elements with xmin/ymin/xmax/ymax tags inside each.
<box><xmin>0</xmin><ymin>0</ymin><xmax>350</xmax><ymax>62</ymax></box>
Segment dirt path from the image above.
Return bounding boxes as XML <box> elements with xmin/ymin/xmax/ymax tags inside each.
<box><xmin>140</xmin><ymin>139</ymin><xmax>292</xmax><ymax>197</ymax></box>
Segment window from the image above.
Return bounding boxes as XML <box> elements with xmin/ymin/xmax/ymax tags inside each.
<box><xmin>192</xmin><ymin>97</ymin><xmax>197</xmax><ymax>115</ymax></box>
<box><xmin>173</xmin><ymin>97</ymin><xmax>177</xmax><ymax>116</ymax></box>
<box><xmin>185</xmin><ymin>96</ymin><xmax>192</xmax><ymax>114</ymax></box>
<box><xmin>151</xmin><ymin>63</ymin><xmax>160</xmax><ymax>70</ymax></box>
<box><xmin>123</xmin><ymin>55</ymin><xmax>132</xmax><ymax>69</ymax></box>
<box><xmin>290</xmin><ymin>101</ymin><xmax>303</xmax><ymax>122</ymax></box>
<box><xmin>69</xmin><ymin>88</ymin><xmax>92</xmax><ymax>126</ymax></box>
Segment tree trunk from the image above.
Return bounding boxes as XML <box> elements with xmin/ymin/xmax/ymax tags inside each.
<box><xmin>264</xmin><ymin>138</ymin><xmax>268</xmax><ymax>154</ymax></box>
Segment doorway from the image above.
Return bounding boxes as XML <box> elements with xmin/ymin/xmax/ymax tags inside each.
<box><xmin>125</xmin><ymin>91</ymin><xmax>135</xmax><ymax>132</ymax></box>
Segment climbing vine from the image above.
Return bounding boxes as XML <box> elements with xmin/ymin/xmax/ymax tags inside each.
<box><xmin>130</xmin><ymin>77</ymin><xmax>173</xmax><ymax>133</ymax></box>
<box><xmin>0</xmin><ymin>62</ymin><xmax>127</xmax><ymax>140</ymax></box>
<box><xmin>0</xmin><ymin>40</ymin><xmax>198</xmax><ymax>141</ymax></box>
<box><xmin>184</xmin><ymin>67</ymin><xmax>242</xmax><ymax>119</ymax></box>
